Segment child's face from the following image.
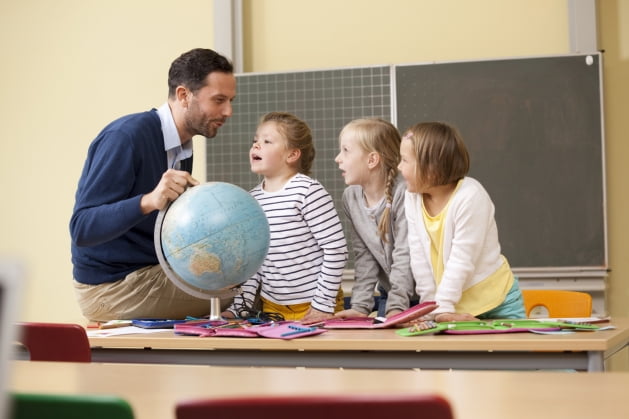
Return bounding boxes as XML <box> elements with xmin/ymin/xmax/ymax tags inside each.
<box><xmin>250</xmin><ymin>121</ymin><xmax>293</xmax><ymax>177</ymax></box>
<box><xmin>335</xmin><ymin>131</ymin><xmax>370</xmax><ymax>186</ymax></box>
<box><xmin>398</xmin><ymin>138</ymin><xmax>419</xmax><ymax>192</ymax></box>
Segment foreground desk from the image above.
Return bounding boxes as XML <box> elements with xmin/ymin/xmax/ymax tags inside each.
<box><xmin>88</xmin><ymin>318</ymin><xmax>629</xmax><ymax>372</ymax></box>
<box><xmin>9</xmin><ymin>361</ymin><xmax>629</xmax><ymax>419</ymax></box>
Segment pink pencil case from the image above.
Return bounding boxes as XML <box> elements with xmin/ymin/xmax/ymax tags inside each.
<box><xmin>174</xmin><ymin>323</ymin><xmax>259</xmax><ymax>337</ymax></box>
<box><xmin>174</xmin><ymin>321</ymin><xmax>326</xmax><ymax>339</ymax></box>
<box><xmin>252</xmin><ymin>322</ymin><xmax>327</xmax><ymax>339</ymax></box>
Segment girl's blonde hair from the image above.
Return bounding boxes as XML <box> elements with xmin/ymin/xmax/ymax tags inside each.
<box><xmin>259</xmin><ymin>112</ymin><xmax>315</xmax><ymax>176</ymax></box>
<box><xmin>339</xmin><ymin>118</ymin><xmax>401</xmax><ymax>242</ymax></box>
<box><xmin>402</xmin><ymin>121</ymin><xmax>469</xmax><ymax>187</ymax></box>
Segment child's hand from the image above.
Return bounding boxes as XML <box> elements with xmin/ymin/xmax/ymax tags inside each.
<box><xmin>334</xmin><ymin>309</ymin><xmax>367</xmax><ymax>318</ymax></box>
<box><xmin>386</xmin><ymin>309</ymin><xmax>420</xmax><ymax>328</ymax></box>
<box><xmin>301</xmin><ymin>307</ymin><xmax>334</xmax><ymax>324</ymax></box>
<box><xmin>433</xmin><ymin>312</ymin><xmax>478</xmax><ymax>322</ymax></box>
<box><xmin>221</xmin><ymin>311</ymin><xmax>235</xmax><ymax>319</ymax></box>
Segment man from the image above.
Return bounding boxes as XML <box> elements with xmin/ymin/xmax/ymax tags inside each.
<box><xmin>70</xmin><ymin>48</ymin><xmax>237</xmax><ymax>322</ymax></box>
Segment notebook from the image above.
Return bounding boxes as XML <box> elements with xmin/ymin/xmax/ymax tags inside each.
<box><xmin>0</xmin><ymin>260</ymin><xmax>24</xmax><ymax>419</ymax></box>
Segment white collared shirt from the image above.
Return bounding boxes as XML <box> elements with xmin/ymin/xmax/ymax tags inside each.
<box><xmin>156</xmin><ymin>102</ymin><xmax>192</xmax><ymax>169</ymax></box>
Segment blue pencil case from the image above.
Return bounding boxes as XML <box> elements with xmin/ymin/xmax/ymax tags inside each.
<box><xmin>131</xmin><ymin>319</ymin><xmax>187</xmax><ymax>329</ymax></box>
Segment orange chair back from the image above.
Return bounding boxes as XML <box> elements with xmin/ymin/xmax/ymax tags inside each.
<box><xmin>176</xmin><ymin>394</ymin><xmax>454</xmax><ymax>419</ymax></box>
<box><xmin>16</xmin><ymin>322</ymin><xmax>91</xmax><ymax>362</ymax></box>
<box><xmin>521</xmin><ymin>290</ymin><xmax>592</xmax><ymax>318</ymax></box>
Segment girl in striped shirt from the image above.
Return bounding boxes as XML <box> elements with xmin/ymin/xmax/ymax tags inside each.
<box><xmin>223</xmin><ymin>112</ymin><xmax>348</xmax><ymax>322</ymax></box>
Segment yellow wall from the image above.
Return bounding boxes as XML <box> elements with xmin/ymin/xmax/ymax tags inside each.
<box><xmin>1</xmin><ymin>0</ymin><xmax>627</xmax><ymax>328</ymax></box>
<box><xmin>244</xmin><ymin>0</ymin><xmax>569</xmax><ymax>72</ymax></box>
<box><xmin>0</xmin><ymin>0</ymin><xmax>214</xmax><ymax>323</ymax></box>
<box><xmin>599</xmin><ymin>0</ymin><xmax>629</xmax><ymax>319</ymax></box>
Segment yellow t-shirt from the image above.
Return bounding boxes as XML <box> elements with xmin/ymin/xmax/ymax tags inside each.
<box><xmin>422</xmin><ymin>204</ymin><xmax>446</xmax><ymax>286</ymax></box>
<box><xmin>421</xmin><ymin>185</ymin><xmax>513</xmax><ymax>316</ymax></box>
<box><xmin>458</xmin><ymin>258</ymin><xmax>513</xmax><ymax>315</ymax></box>
<box><xmin>261</xmin><ymin>289</ymin><xmax>345</xmax><ymax>321</ymax></box>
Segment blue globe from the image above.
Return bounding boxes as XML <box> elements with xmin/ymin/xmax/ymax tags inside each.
<box><xmin>155</xmin><ymin>182</ymin><xmax>269</xmax><ymax>298</ymax></box>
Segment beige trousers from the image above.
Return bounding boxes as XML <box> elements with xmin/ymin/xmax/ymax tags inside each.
<box><xmin>73</xmin><ymin>265</ymin><xmax>231</xmax><ymax>322</ymax></box>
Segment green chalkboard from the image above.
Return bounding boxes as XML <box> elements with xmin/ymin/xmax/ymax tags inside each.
<box><xmin>396</xmin><ymin>54</ymin><xmax>605</xmax><ymax>268</ymax></box>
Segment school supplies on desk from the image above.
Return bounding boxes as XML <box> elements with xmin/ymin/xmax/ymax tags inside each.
<box><xmin>174</xmin><ymin>317</ymin><xmax>273</xmax><ymax>337</ymax></box>
<box><xmin>538</xmin><ymin>316</ymin><xmax>611</xmax><ymax>324</ymax></box>
<box><xmin>396</xmin><ymin>319</ymin><xmax>603</xmax><ymax>337</ymax></box>
<box><xmin>98</xmin><ymin>320</ymin><xmax>133</xmax><ymax>329</ymax></box>
<box><xmin>322</xmin><ymin>301</ymin><xmax>438</xmax><ymax>329</ymax></box>
<box><xmin>253</xmin><ymin>322</ymin><xmax>327</xmax><ymax>340</ymax></box>
<box><xmin>174</xmin><ymin>321</ymin><xmax>259</xmax><ymax>338</ymax></box>
<box><xmin>174</xmin><ymin>320</ymin><xmax>326</xmax><ymax>340</ymax></box>
<box><xmin>131</xmin><ymin>319</ymin><xmax>187</xmax><ymax>329</ymax></box>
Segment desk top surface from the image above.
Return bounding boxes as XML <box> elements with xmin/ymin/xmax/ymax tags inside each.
<box><xmin>88</xmin><ymin>318</ymin><xmax>629</xmax><ymax>354</ymax></box>
<box><xmin>9</xmin><ymin>361</ymin><xmax>629</xmax><ymax>419</ymax></box>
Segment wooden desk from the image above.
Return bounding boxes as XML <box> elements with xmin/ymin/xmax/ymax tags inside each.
<box><xmin>88</xmin><ymin>318</ymin><xmax>629</xmax><ymax>372</ymax></box>
<box><xmin>9</xmin><ymin>361</ymin><xmax>629</xmax><ymax>419</ymax></box>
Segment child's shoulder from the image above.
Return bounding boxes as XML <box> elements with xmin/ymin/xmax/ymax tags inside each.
<box><xmin>343</xmin><ymin>175</ymin><xmax>406</xmax><ymax>199</ymax></box>
<box><xmin>454</xmin><ymin>177</ymin><xmax>493</xmax><ymax>205</ymax></box>
<box><xmin>291</xmin><ymin>173</ymin><xmax>317</xmax><ymax>188</ymax></box>
<box><xmin>458</xmin><ymin>177</ymin><xmax>487</xmax><ymax>195</ymax></box>
<box><xmin>393</xmin><ymin>175</ymin><xmax>407</xmax><ymax>195</ymax></box>
<box><xmin>342</xmin><ymin>184</ymin><xmax>362</xmax><ymax>199</ymax></box>
<box><xmin>292</xmin><ymin>172</ymin><xmax>314</xmax><ymax>182</ymax></box>
<box><xmin>290</xmin><ymin>173</ymin><xmax>332</xmax><ymax>194</ymax></box>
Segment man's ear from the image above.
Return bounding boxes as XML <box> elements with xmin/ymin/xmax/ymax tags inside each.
<box><xmin>367</xmin><ymin>151</ymin><xmax>380</xmax><ymax>169</ymax></box>
<box><xmin>176</xmin><ymin>86</ymin><xmax>190</xmax><ymax>108</ymax></box>
<box><xmin>287</xmin><ymin>148</ymin><xmax>301</xmax><ymax>164</ymax></box>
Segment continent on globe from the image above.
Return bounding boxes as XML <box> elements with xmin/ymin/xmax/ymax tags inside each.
<box><xmin>189</xmin><ymin>251</ymin><xmax>221</xmax><ymax>275</ymax></box>
<box><xmin>155</xmin><ymin>182</ymin><xmax>270</xmax><ymax>300</ymax></box>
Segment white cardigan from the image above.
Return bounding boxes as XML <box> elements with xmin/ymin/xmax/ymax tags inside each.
<box><xmin>405</xmin><ymin>177</ymin><xmax>505</xmax><ymax>314</ymax></box>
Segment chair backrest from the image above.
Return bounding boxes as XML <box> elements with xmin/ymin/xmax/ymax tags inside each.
<box><xmin>10</xmin><ymin>393</ymin><xmax>134</xmax><ymax>419</ymax></box>
<box><xmin>175</xmin><ymin>394</ymin><xmax>454</xmax><ymax>419</ymax></box>
<box><xmin>16</xmin><ymin>322</ymin><xmax>91</xmax><ymax>362</ymax></box>
<box><xmin>521</xmin><ymin>289</ymin><xmax>592</xmax><ymax>318</ymax></box>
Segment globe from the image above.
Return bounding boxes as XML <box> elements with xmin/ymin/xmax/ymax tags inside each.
<box><xmin>154</xmin><ymin>182</ymin><xmax>270</xmax><ymax>300</ymax></box>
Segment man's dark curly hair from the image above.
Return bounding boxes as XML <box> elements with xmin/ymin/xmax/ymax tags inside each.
<box><xmin>167</xmin><ymin>48</ymin><xmax>233</xmax><ymax>98</ymax></box>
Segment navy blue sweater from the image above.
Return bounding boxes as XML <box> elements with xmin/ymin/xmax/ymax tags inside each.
<box><xmin>70</xmin><ymin>110</ymin><xmax>192</xmax><ymax>285</ymax></box>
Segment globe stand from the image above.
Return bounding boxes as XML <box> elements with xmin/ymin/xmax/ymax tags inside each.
<box><xmin>207</xmin><ymin>296</ymin><xmax>222</xmax><ymax>321</ymax></box>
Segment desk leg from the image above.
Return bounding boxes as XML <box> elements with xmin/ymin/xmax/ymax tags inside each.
<box><xmin>587</xmin><ymin>351</ymin><xmax>604</xmax><ymax>372</ymax></box>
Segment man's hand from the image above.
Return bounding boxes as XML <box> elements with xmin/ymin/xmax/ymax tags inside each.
<box><xmin>140</xmin><ymin>169</ymin><xmax>199</xmax><ymax>214</ymax></box>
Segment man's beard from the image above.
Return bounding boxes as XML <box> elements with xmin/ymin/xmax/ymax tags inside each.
<box><xmin>186</xmin><ymin>113</ymin><xmax>219</xmax><ymax>139</ymax></box>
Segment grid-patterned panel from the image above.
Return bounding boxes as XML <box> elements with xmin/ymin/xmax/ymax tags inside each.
<box><xmin>206</xmin><ymin>66</ymin><xmax>392</xmax><ymax>269</ymax></box>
